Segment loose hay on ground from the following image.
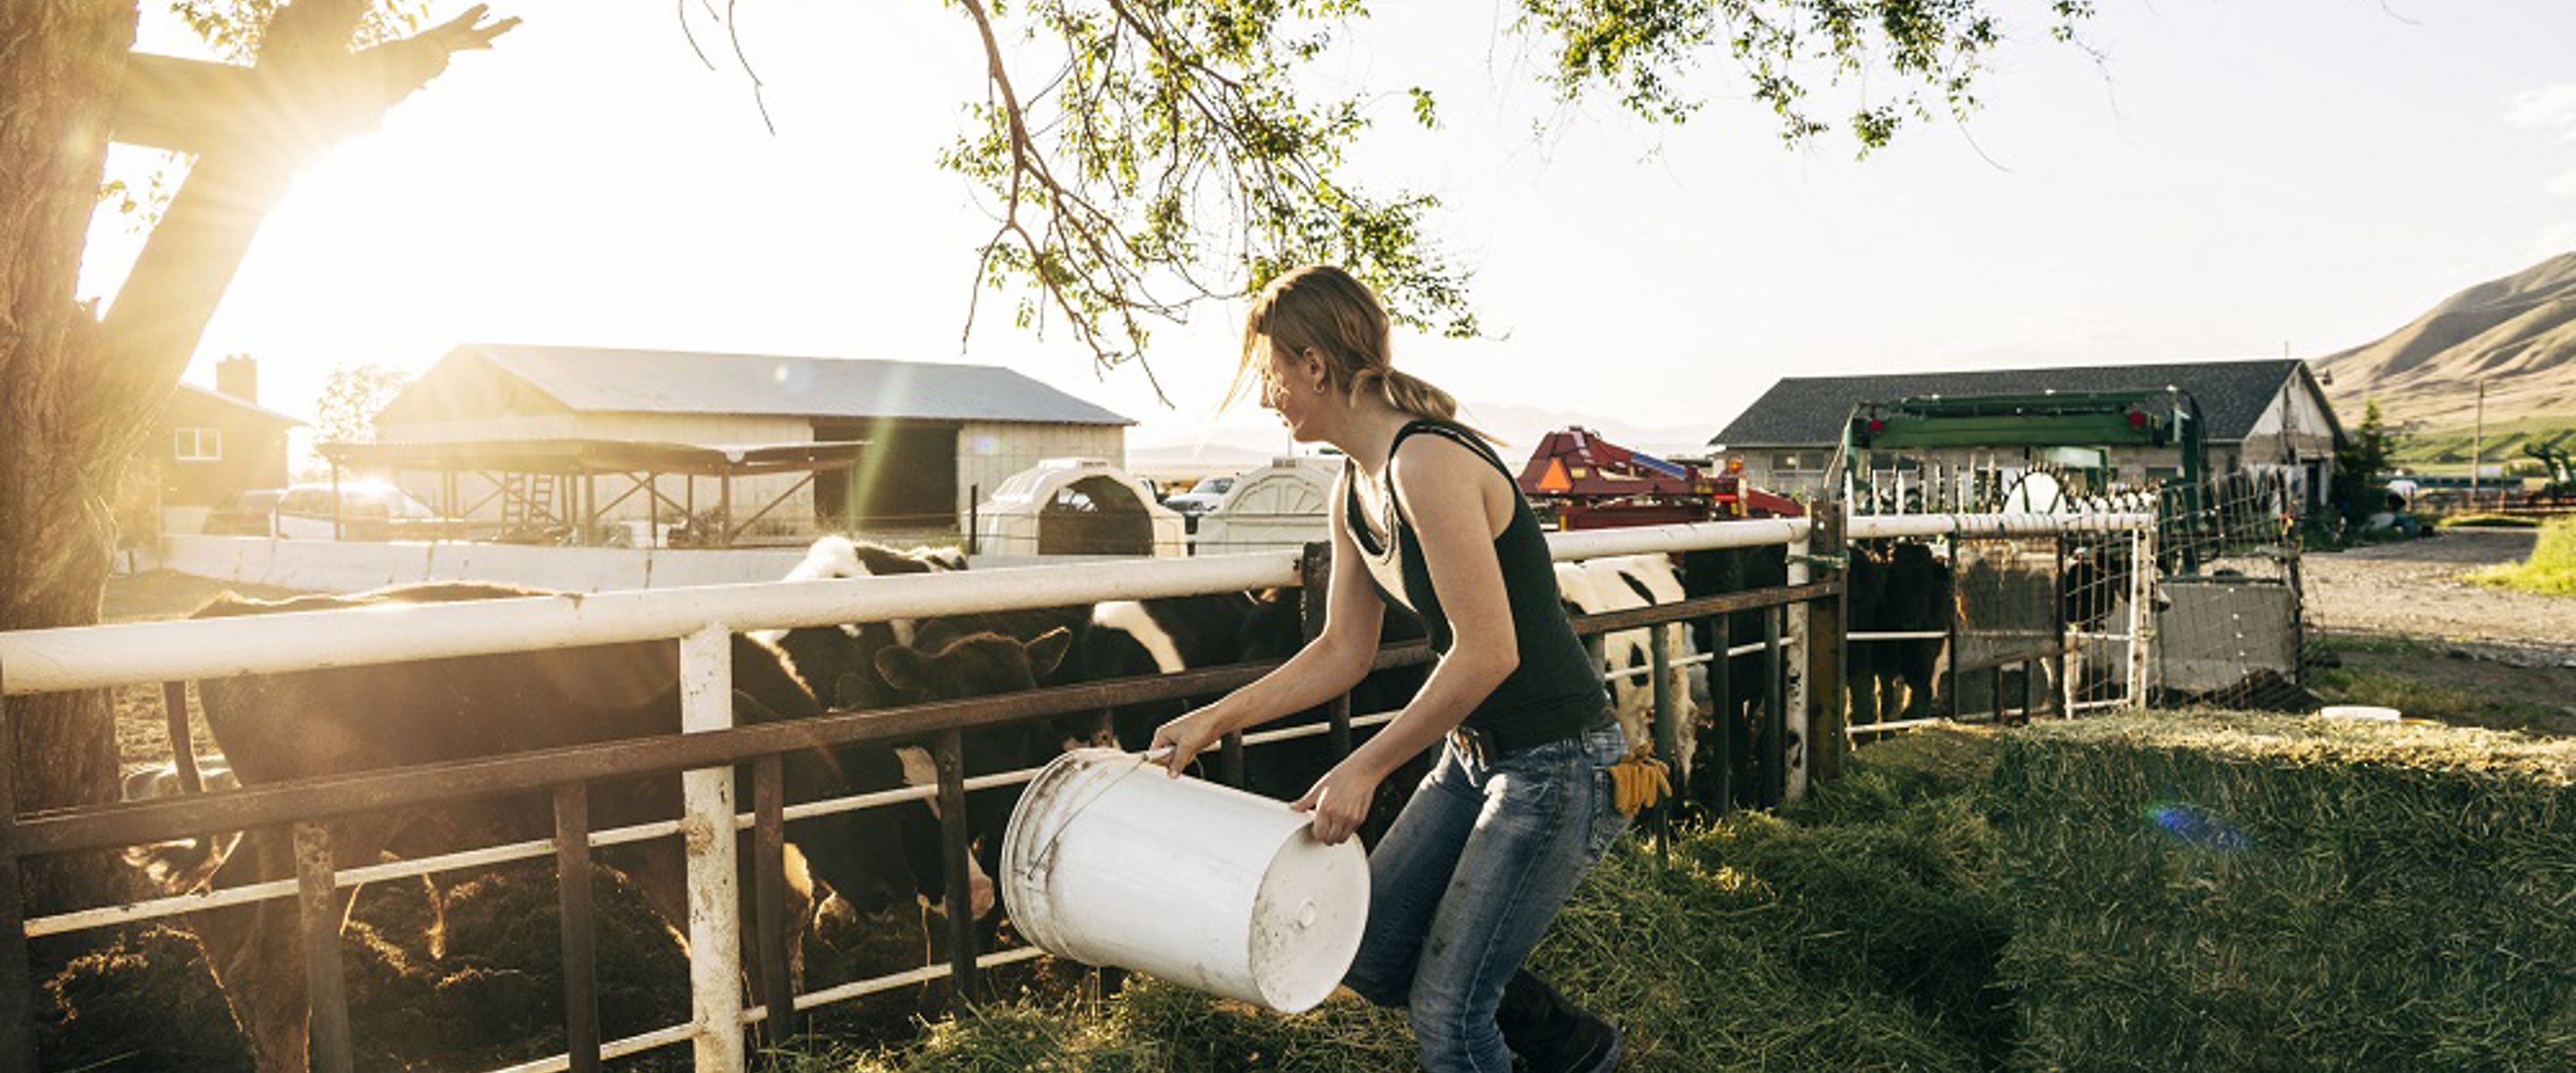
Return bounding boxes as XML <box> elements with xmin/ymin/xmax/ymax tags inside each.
<box><xmin>1990</xmin><ymin>711</ymin><xmax>2574</xmax><ymax>1071</ymax></box>
<box><xmin>807</xmin><ymin>727</ymin><xmax>2010</xmax><ymax>1072</ymax></box>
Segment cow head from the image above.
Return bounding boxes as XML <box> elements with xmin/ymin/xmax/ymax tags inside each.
<box><xmin>863</xmin><ymin>628</ymin><xmax>1074</xmax><ymax>922</ymax></box>
<box><xmin>873</xmin><ymin>627</ymin><xmax>1072</xmax><ymax>703</ymax></box>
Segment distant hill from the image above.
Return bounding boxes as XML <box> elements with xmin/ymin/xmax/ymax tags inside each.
<box><xmin>2313</xmin><ymin>251</ymin><xmax>2576</xmax><ymax>429</ymax></box>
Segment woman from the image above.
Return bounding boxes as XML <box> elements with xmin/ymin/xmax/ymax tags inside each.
<box><xmin>1151</xmin><ymin>266</ymin><xmax>1628</xmax><ymax>1073</ymax></box>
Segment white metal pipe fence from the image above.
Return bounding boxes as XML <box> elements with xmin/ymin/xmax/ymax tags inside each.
<box><xmin>0</xmin><ymin>512</ymin><xmax>2150</xmax><ymax>1073</ymax></box>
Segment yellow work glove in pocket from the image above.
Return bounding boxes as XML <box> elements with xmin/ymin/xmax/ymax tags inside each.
<box><xmin>1606</xmin><ymin>744</ymin><xmax>1672</xmax><ymax>817</ymax></box>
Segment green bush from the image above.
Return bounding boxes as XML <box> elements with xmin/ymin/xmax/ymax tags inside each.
<box><xmin>1990</xmin><ymin>712</ymin><xmax>2575</xmax><ymax>1072</ymax></box>
<box><xmin>2470</xmin><ymin>518</ymin><xmax>2576</xmax><ymax>594</ymax></box>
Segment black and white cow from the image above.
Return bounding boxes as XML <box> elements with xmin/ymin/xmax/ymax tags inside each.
<box><xmin>1554</xmin><ymin>554</ymin><xmax>1700</xmax><ymax>782</ymax></box>
<box><xmin>1678</xmin><ymin>544</ymin><xmax>1791</xmax><ymax>811</ymax></box>
<box><xmin>1847</xmin><ymin>541</ymin><xmax>1952</xmax><ymax>724</ymax></box>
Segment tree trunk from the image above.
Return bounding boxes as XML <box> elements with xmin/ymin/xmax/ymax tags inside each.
<box><xmin>3</xmin><ymin>1</ymin><xmax>511</xmax><ymax>918</ymax></box>
<box><xmin>0</xmin><ymin>0</ymin><xmax>144</xmax><ymax>917</ymax></box>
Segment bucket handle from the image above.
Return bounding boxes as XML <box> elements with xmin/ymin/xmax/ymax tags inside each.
<box><xmin>1017</xmin><ymin>746</ymin><xmax>1178</xmax><ymax>886</ymax></box>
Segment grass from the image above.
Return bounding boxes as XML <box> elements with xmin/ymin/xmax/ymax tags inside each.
<box><xmin>782</xmin><ymin>717</ymin><xmax>2574</xmax><ymax>1072</ymax></box>
<box><xmin>1990</xmin><ymin>712</ymin><xmax>2573</xmax><ymax>1072</ymax></box>
<box><xmin>2391</xmin><ymin>415</ymin><xmax>2576</xmax><ymax>468</ymax></box>
<box><xmin>2468</xmin><ymin>518</ymin><xmax>2576</xmax><ymax>595</ymax></box>
<box><xmin>2436</xmin><ymin>513</ymin><xmax>2543</xmax><ymax>529</ymax></box>
<box><xmin>787</xmin><ymin>729</ymin><xmax>2014</xmax><ymax>1073</ymax></box>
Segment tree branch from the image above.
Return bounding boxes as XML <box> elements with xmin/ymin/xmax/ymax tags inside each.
<box><xmin>93</xmin><ymin>4</ymin><xmax>518</xmax><ymax>430</ymax></box>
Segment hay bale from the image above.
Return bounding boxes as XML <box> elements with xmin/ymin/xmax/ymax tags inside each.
<box><xmin>1990</xmin><ymin>711</ymin><xmax>2575</xmax><ymax>1071</ymax></box>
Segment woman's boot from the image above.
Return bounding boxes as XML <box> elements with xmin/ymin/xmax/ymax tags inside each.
<box><xmin>1496</xmin><ymin>968</ymin><xmax>1622</xmax><ymax>1072</ymax></box>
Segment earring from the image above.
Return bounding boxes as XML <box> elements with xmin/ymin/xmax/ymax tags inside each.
<box><xmin>1314</xmin><ymin>382</ymin><xmax>1326</xmax><ymax>394</ymax></box>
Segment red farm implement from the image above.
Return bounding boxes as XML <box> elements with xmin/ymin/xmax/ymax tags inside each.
<box><xmin>1517</xmin><ymin>427</ymin><xmax>1803</xmax><ymax>530</ymax></box>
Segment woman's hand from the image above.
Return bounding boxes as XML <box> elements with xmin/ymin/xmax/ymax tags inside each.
<box><xmin>1291</xmin><ymin>758</ymin><xmax>1385</xmax><ymax>845</ymax></box>
<box><xmin>1148</xmin><ymin>707</ymin><xmax>1225</xmax><ymax>778</ymax></box>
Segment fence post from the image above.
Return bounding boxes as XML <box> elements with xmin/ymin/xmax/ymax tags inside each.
<box><xmin>1648</xmin><ymin>625</ymin><xmax>1675</xmax><ymax>864</ymax></box>
<box><xmin>1944</xmin><ymin>532</ymin><xmax>1964</xmax><ymax>719</ymax></box>
<box><xmin>935</xmin><ymin>729</ymin><xmax>980</xmax><ymax>1005</ymax></box>
<box><xmin>2128</xmin><ymin>523</ymin><xmax>2156</xmax><ymax>706</ymax></box>
<box><xmin>751</xmin><ymin>756</ymin><xmax>793</xmax><ymax>1042</ymax></box>
<box><xmin>678</xmin><ymin>625</ymin><xmax>746</xmax><ymax>1073</ymax></box>
<box><xmin>1808</xmin><ymin>506</ymin><xmax>1848</xmax><ymax>784</ymax></box>
<box><xmin>1707</xmin><ymin>614</ymin><xmax>1732</xmax><ymax>814</ymax></box>
<box><xmin>2053</xmin><ymin>533</ymin><xmax>2072</xmax><ymax>717</ymax></box>
<box><xmin>554</xmin><ymin>784</ymin><xmax>604</xmax><ymax>1073</ymax></box>
<box><xmin>1762</xmin><ymin>605</ymin><xmax>1787</xmax><ymax>809</ymax></box>
<box><xmin>0</xmin><ymin>693</ymin><xmax>32</xmax><ymax>1073</ymax></box>
<box><xmin>1783</xmin><ymin>524</ymin><xmax>1812</xmax><ymax>801</ymax></box>
<box><xmin>293</xmin><ymin>822</ymin><xmax>354</xmax><ymax>1073</ymax></box>
<box><xmin>1299</xmin><ymin>542</ymin><xmax>1352</xmax><ymax>759</ymax></box>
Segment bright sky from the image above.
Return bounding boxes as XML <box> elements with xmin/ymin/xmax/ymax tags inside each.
<box><xmin>80</xmin><ymin>0</ymin><xmax>2576</xmax><ymax>456</ymax></box>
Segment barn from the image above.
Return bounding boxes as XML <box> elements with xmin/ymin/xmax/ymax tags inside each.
<box><xmin>1711</xmin><ymin>359</ymin><xmax>2345</xmax><ymax>510</ymax></box>
<box><xmin>370</xmin><ymin>344</ymin><xmax>1132</xmax><ymax>542</ymax></box>
<box><xmin>148</xmin><ymin>357</ymin><xmax>301</xmax><ymax>533</ymax></box>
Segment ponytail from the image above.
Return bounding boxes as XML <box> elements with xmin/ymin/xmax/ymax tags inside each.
<box><xmin>1347</xmin><ymin>366</ymin><xmax>1459</xmax><ymax>423</ymax></box>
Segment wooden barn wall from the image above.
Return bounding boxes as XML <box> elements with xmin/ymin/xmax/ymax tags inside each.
<box><xmin>958</xmin><ymin>421</ymin><xmax>1126</xmax><ymax>520</ymax></box>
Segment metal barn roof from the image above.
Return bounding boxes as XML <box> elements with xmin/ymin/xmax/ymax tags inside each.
<box><xmin>1710</xmin><ymin>359</ymin><xmax>2326</xmax><ymax>447</ymax></box>
<box><xmin>428</xmin><ymin>343</ymin><xmax>1133</xmax><ymax>426</ymax></box>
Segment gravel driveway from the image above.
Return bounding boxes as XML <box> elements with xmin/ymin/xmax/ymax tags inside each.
<box><xmin>2303</xmin><ymin>529</ymin><xmax>2574</xmax><ymax>653</ymax></box>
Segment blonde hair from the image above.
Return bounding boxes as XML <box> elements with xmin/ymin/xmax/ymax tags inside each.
<box><xmin>1230</xmin><ymin>266</ymin><xmax>1472</xmax><ymax>429</ymax></box>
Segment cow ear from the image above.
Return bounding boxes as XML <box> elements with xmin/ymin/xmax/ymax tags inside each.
<box><xmin>1026</xmin><ymin>627</ymin><xmax>1072</xmax><ymax>680</ymax></box>
<box><xmin>833</xmin><ymin>672</ymin><xmax>872</xmax><ymax>710</ymax></box>
<box><xmin>875</xmin><ymin>645</ymin><xmax>933</xmax><ymax>692</ymax></box>
<box><xmin>733</xmin><ymin>688</ymin><xmax>785</xmax><ymax>724</ymax></box>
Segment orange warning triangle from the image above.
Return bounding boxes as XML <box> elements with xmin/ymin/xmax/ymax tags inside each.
<box><xmin>1538</xmin><ymin>458</ymin><xmax>1573</xmax><ymax>492</ymax></box>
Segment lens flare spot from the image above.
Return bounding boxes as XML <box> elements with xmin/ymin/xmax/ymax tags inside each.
<box><xmin>2141</xmin><ymin>801</ymin><xmax>2250</xmax><ymax>851</ymax></box>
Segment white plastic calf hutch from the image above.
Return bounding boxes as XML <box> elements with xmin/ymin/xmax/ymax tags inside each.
<box><xmin>1189</xmin><ymin>457</ymin><xmax>1336</xmax><ymax>555</ymax></box>
<box><xmin>974</xmin><ymin>458</ymin><xmax>1188</xmax><ymax>558</ymax></box>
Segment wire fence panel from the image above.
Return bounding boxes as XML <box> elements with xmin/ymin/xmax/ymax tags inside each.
<box><xmin>2149</xmin><ymin>471</ymin><xmax>2316</xmax><ymax>711</ymax></box>
<box><xmin>1948</xmin><ymin>536</ymin><xmax>2066</xmax><ymax>721</ymax></box>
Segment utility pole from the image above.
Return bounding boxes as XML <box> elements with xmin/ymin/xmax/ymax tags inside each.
<box><xmin>2472</xmin><ymin>379</ymin><xmax>2487</xmax><ymax>503</ymax></box>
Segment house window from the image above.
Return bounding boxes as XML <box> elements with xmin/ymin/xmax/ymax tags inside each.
<box><xmin>174</xmin><ymin>428</ymin><xmax>222</xmax><ymax>462</ymax></box>
<box><xmin>1773</xmin><ymin>452</ymin><xmax>1806</xmax><ymax>472</ymax></box>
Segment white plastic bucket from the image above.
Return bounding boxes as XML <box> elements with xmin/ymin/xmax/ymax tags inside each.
<box><xmin>2319</xmin><ymin>705</ymin><xmax>2402</xmax><ymax>722</ymax></box>
<box><xmin>1001</xmin><ymin>748</ymin><xmax>1369</xmax><ymax>1012</ymax></box>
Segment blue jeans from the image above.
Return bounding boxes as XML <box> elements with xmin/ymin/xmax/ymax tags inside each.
<box><xmin>1343</xmin><ymin>722</ymin><xmax>1631</xmax><ymax>1073</ymax></box>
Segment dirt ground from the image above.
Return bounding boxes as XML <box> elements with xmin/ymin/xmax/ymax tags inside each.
<box><xmin>2301</xmin><ymin>529</ymin><xmax>2576</xmax><ymax>736</ymax></box>
<box><xmin>2303</xmin><ymin>528</ymin><xmax>2573</xmax><ymax>651</ymax></box>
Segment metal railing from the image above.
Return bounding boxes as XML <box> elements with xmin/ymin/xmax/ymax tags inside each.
<box><xmin>2</xmin><ymin>517</ymin><xmax>1838</xmax><ymax>1073</ymax></box>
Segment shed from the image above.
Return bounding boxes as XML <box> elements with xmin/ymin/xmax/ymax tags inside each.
<box><xmin>1189</xmin><ymin>457</ymin><xmax>1336</xmax><ymax>556</ymax></box>
<box><xmin>372</xmin><ymin>344</ymin><xmax>1132</xmax><ymax>540</ymax></box>
<box><xmin>973</xmin><ymin>458</ymin><xmax>1186</xmax><ymax>559</ymax></box>
<box><xmin>1710</xmin><ymin>359</ymin><xmax>2345</xmax><ymax>509</ymax></box>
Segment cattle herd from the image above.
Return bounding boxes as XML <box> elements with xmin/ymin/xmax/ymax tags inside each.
<box><xmin>96</xmin><ymin>531</ymin><xmax>2091</xmax><ymax>1071</ymax></box>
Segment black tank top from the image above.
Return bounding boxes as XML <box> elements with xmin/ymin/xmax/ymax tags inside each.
<box><xmin>1343</xmin><ymin>418</ymin><xmax>1609</xmax><ymax>742</ymax></box>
